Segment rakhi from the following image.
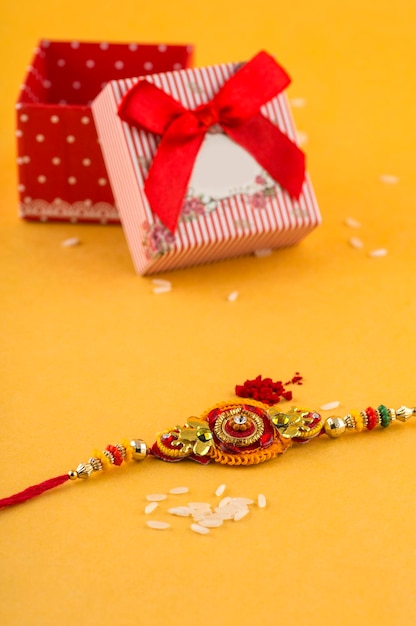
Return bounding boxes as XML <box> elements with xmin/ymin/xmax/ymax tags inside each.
<box><xmin>1</xmin><ymin>376</ymin><xmax>415</xmax><ymax>510</ymax></box>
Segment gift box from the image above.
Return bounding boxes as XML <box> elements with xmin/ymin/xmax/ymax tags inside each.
<box><xmin>92</xmin><ymin>51</ymin><xmax>321</xmax><ymax>274</ymax></box>
<box><xmin>16</xmin><ymin>40</ymin><xmax>193</xmax><ymax>223</ymax></box>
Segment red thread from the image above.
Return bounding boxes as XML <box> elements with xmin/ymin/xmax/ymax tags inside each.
<box><xmin>0</xmin><ymin>474</ymin><xmax>69</xmax><ymax>510</ymax></box>
<box><xmin>235</xmin><ymin>373</ymin><xmax>303</xmax><ymax>406</ymax></box>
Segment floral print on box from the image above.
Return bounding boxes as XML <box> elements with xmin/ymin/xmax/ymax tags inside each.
<box><xmin>141</xmin><ymin>169</ymin><xmax>282</xmax><ymax>258</ymax></box>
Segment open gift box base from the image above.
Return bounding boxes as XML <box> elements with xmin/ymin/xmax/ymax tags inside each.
<box><xmin>16</xmin><ymin>40</ymin><xmax>193</xmax><ymax>224</ymax></box>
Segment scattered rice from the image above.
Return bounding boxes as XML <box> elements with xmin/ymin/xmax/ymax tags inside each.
<box><xmin>379</xmin><ymin>175</ymin><xmax>399</xmax><ymax>184</ymax></box>
<box><xmin>151</xmin><ymin>279</ymin><xmax>172</xmax><ymax>287</ymax></box>
<box><xmin>234</xmin><ymin>509</ymin><xmax>250</xmax><ymax>521</ymax></box>
<box><xmin>144</xmin><ymin>502</ymin><xmax>158</xmax><ymax>514</ymax></box>
<box><xmin>146</xmin><ymin>520</ymin><xmax>171</xmax><ymax>530</ymax></box>
<box><xmin>257</xmin><ymin>494</ymin><xmax>267</xmax><ymax>508</ymax></box>
<box><xmin>290</xmin><ymin>97</ymin><xmax>307</xmax><ymax>108</ymax></box>
<box><xmin>320</xmin><ymin>401</ymin><xmax>340</xmax><ymax>411</ymax></box>
<box><xmin>188</xmin><ymin>502</ymin><xmax>212</xmax><ymax>510</ymax></box>
<box><xmin>146</xmin><ymin>493</ymin><xmax>167</xmax><ymax>502</ymax></box>
<box><xmin>230</xmin><ymin>497</ymin><xmax>254</xmax><ymax>505</ymax></box>
<box><xmin>152</xmin><ymin>285</ymin><xmax>172</xmax><ymax>294</ymax></box>
<box><xmin>168</xmin><ymin>506</ymin><xmax>193</xmax><ymax>517</ymax></box>
<box><xmin>191</xmin><ymin>523</ymin><xmax>210</xmax><ymax>535</ymax></box>
<box><xmin>369</xmin><ymin>248</ymin><xmax>388</xmax><ymax>258</ymax></box>
<box><xmin>145</xmin><ymin>492</ymin><xmax>265</xmax><ymax>533</ymax></box>
<box><xmin>349</xmin><ymin>237</ymin><xmax>364</xmax><ymax>249</ymax></box>
<box><xmin>169</xmin><ymin>486</ymin><xmax>189</xmax><ymax>495</ymax></box>
<box><xmin>297</xmin><ymin>131</ymin><xmax>308</xmax><ymax>145</ymax></box>
<box><xmin>344</xmin><ymin>217</ymin><xmax>361</xmax><ymax>229</ymax></box>
<box><xmin>227</xmin><ymin>291</ymin><xmax>239</xmax><ymax>302</ymax></box>
<box><xmin>253</xmin><ymin>248</ymin><xmax>273</xmax><ymax>258</ymax></box>
<box><xmin>215</xmin><ymin>484</ymin><xmax>226</xmax><ymax>497</ymax></box>
<box><xmin>61</xmin><ymin>237</ymin><xmax>81</xmax><ymax>247</ymax></box>
<box><xmin>198</xmin><ymin>518</ymin><xmax>223</xmax><ymax>528</ymax></box>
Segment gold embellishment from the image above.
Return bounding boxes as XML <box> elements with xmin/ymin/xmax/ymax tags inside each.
<box><xmin>269</xmin><ymin>407</ymin><xmax>322</xmax><ymax>440</ymax></box>
<box><xmin>158</xmin><ymin>417</ymin><xmax>214</xmax><ymax>458</ymax></box>
<box><xmin>213</xmin><ymin>408</ymin><xmax>264</xmax><ymax>446</ymax></box>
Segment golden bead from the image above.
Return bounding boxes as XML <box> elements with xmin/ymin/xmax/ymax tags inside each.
<box><xmin>324</xmin><ymin>417</ymin><xmax>346</xmax><ymax>438</ymax></box>
<box><xmin>130</xmin><ymin>439</ymin><xmax>148</xmax><ymax>461</ymax></box>
<box><xmin>68</xmin><ymin>470</ymin><xmax>78</xmax><ymax>480</ymax></box>
<box><xmin>75</xmin><ymin>463</ymin><xmax>93</xmax><ymax>479</ymax></box>
<box><xmin>396</xmin><ymin>406</ymin><xmax>413</xmax><ymax>422</ymax></box>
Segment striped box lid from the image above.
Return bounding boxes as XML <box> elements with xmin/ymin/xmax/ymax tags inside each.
<box><xmin>92</xmin><ymin>59</ymin><xmax>321</xmax><ymax>274</ymax></box>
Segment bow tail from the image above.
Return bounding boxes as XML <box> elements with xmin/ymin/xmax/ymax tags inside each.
<box><xmin>225</xmin><ymin>114</ymin><xmax>305</xmax><ymax>200</ymax></box>
<box><xmin>144</xmin><ymin>118</ymin><xmax>207</xmax><ymax>232</ymax></box>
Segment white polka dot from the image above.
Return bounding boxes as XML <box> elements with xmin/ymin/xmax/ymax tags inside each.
<box><xmin>84</xmin><ymin>199</ymin><xmax>92</xmax><ymax>207</ymax></box>
<box><xmin>86</xmin><ymin>59</ymin><xmax>95</xmax><ymax>68</ymax></box>
<box><xmin>52</xmin><ymin>157</ymin><xmax>61</xmax><ymax>165</ymax></box>
<box><xmin>24</xmin><ymin>196</ymin><xmax>32</xmax><ymax>203</ymax></box>
<box><xmin>98</xmin><ymin>178</ymin><xmax>107</xmax><ymax>186</ymax></box>
<box><xmin>81</xmin><ymin>116</ymin><xmax>90</xmax><ymax>124</ymax></box>
<box><xmin>186</xmin><ymin>45</ymin><xmax>193</xmax><ymax>53</ymax></box>
<box><xmin>19</xmin><ymin>84</ymin><xmax>26</xmax><ymax>91</ymax></box>
<box><xmin>37</xmin><ymin>175</ymin><xmax>47</xmax><ymax>183</ymax></box>
<box><xmin>173</xmin><ymin>63</ymin><xmax>182</xmax><ymax>70</ymax></box>
<box><xmin>26</xmin><ymin>65</ymin><xmax>33</xmax><ymax>73</ymax></box>
<box><xmin>50</xmin><ymin>115</ymin><xmax>59</xmax><ymax>123</ymax></box>
<box><xmin>114</xmin><ymin>60</ymin><xmax>124</xmax><ymax>70</ymax></box>
<box><xmin>100</xmin><ymin>42</ymin><xmax>109</xmax><ymax>50</ymax></box>
<box><xmin>68</xmin><ymin>176</ymin><xmax>77</xmax><ymax>185</ymax></box>
<box><xmin>23</xmin><ymin>156</ymin><xmax>30</xmax><ymax>164</ymax></box>
<box><xmin>82</xmin><ymin>158</ymin><xmax>91</xmax><ymax>166</ymax></box>
<box><xmin>16</xmin><ymin>129</ymin><xmax>23</xmax><ymax>138</ymax></box>
<box><xmin>66</xmin><ymin>135</ymin><xmax>75</xmax><ymax>143</ymax></box>
<box><xmin>71</xmin><ymin>41</ymin><xmax>80</xmax><ymax>49</ymax></box>
<box><xmin>129</xmin><ymin>43</ymin><xmax>138</xmax><ymax>51</ymax></box>
<box><xmin>158</xmin><ymin>45</ymin><xmax>167</xmax><ymax>52</ymax></box>
<box><xmin>43</xmin><ymin>80</ymin><xmax>51</xmax><ymax>88</ymax></box>
<box><xmin>18</xmin><ymin>184</ymin><xmax>25</xmax><ymax>192</ymax></box>
<box><xmin>144</xmin><ymin>61</ymin><xmax>153</xmax><ymax>71</ymax></box>
<box><xmin>72</xmin><ymin>81</ymin><xmax>81</xmax><ymax>89</ymax></box>
<box><xmin>15</xmin><ymin>103</ymin><xmax>23</xmax><ymax>110</ymax></box>
<box><xmin>57</xmin><ymin>59</ymin><xmax>66</xmax><ymax>67</ymax></box>
<box><xmin>59</xmin><ymin>99</ymin><xmax>67</xmax><ymax>105</ymax></box>
<box><xmin>53</xmin><ymin>198</ymin><xmax>62</xmax><ymax>205</ymax></box>
<box><xmin>17</xmin><ymin>157</ymin><xmax>24</xmax><ymax>165</ymax></box>
<box><xmin>20</xmin><ymin>114</ymin><xmax>29</xmax><ymax>122</ymax></box>
<box><xmin>42</xmin><ymin>40</ymin><xmax>51</xmax><ymax>48</ymax></box>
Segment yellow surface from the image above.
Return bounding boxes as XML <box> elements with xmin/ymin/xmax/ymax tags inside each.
<box><xmin>1</xmin><ymin>2</ymin><xmax>416</xmax><ymax>625</ymax></box>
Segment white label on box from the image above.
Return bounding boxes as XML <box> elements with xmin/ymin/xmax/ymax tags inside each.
<box><xmin>188</xmin><ymin>132</ymin><xmax>261</xmax><ymax>200</ymax></box>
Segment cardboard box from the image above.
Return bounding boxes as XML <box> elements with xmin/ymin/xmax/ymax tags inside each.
<box><xmin>16</xmin><ymin>40</ymin><xmax>193</xmax><ymax>223</ymax></box>
<box><xmin>92</xmin><ymin>52</ymin><xmax>321</xmax><ymax>273</ymax></box>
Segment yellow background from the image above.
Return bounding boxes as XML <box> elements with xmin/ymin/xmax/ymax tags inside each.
<box><xmin>1</xmin><ymin>1</ymin><xmax>416</xmax><ymax>625</ymax></box>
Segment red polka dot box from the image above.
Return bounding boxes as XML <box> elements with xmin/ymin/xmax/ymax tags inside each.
<box><xmin>16</xmin><ymin>40</ymin><xmax>194</xmax><ymax>224</ymax></box>
<box><xmin>91</xmin><ymin>51</ymin><xmax>321</xmax><ymax>274</ymax></box>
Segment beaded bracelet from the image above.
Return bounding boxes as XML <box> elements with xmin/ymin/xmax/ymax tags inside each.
<box><xmin>1</xmin><ymin>390</ymin><xmax>414</xmax><ymax>510</ymax></box>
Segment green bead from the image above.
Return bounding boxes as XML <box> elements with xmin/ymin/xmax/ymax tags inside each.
<box><xmin>378</xmin><ymin>405</ymin><xmax>390</xmax><ymax>428</ymax></box>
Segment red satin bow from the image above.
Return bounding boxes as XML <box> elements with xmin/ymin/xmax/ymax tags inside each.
<box><xmin>118</xmin><ymin>51</ymin><xmax>305</xmax><ymax>233</ymax></box>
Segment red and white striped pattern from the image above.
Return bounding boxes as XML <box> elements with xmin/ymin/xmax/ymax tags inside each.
<box><xmin>92</xmin><ymin>62</ymin><xmax>321</xmax><ymax>274</ymax></box>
